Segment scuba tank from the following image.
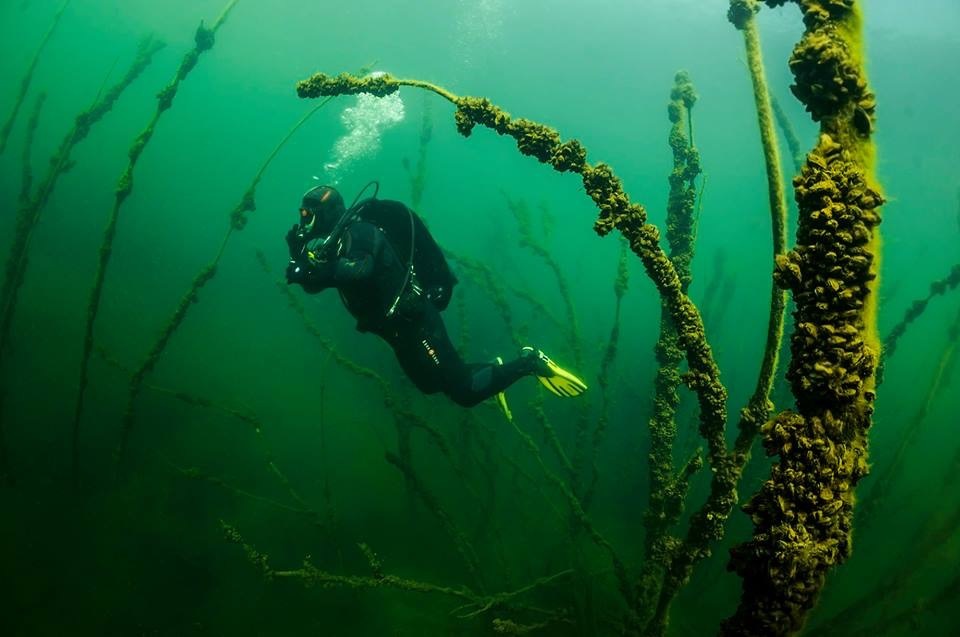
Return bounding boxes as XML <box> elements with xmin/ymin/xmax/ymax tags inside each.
<box><xmin>354</xmin><ymin>198</ymin><xmax>458</xmax><ymax>313</ymax></box>
<box><xmin>305</xmin><ymin>181</ymin><xmax>457</xmax><ymax>318</ymax></box>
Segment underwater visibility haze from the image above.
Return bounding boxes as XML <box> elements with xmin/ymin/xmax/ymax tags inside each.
<box><xmin>1</xmin><ymin>0</ymin><xmax>959</xmax><ymax>635</ymax></box>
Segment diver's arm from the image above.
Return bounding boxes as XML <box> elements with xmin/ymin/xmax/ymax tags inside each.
<box><xmin>286</xmin><ymin>251</ymin><xmax>377</xmax><ymax>294</ymax></box>
<box><xmin>284</xmin><ymin>222</ymin><xmax>380</xmax><ymax>293</ymax></box>
<box><xmin>285</xmin><ymin>253</ymin><xmax>375</xmax><ymax>292</ymax></box>
<box><xmin>328</xmin><ymin>223</ymin><xmax>378</xmax><ymax>282</ymax></box>
<box><xmin>331</xmin><ymin>253</ymin><xmax>375</xmax><ymax>281</ymax></box>
<box><xmin>286</xmin><ymin>258</ymin><xmax>334</xmax><ymax>293</ymax></box>
<box><xmin>325</xmin><ymin>222</ymin><xmax>384</xmax><ymax>283</ymax></box>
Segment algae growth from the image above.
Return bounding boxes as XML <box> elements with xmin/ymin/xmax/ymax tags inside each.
<box><xmin>0</xmin><ymin>1</ymin><xmax>957</xmax><ymax>635</ymax></box>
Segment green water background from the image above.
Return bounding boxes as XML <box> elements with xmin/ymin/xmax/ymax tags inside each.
<box><xmin>1</xmin><ymin>0</ymin><xmax>958</xmax><ymax>634</ymax></box>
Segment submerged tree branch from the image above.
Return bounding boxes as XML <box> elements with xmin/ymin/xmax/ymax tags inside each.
<box><xmin>0</xmin><ymin>0</ymin><xmax>70</xmax><ymax>154</ymax></box>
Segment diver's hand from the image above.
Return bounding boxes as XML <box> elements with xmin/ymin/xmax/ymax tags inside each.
<box><xmin>285</xmin><ymin>224</ymin><xmax>306</xmax><ymax>260</ymax></box>
<box><xmin>286</xmin><ymin>257</ymin><xmax>335</xmax><ymax>293</ymax></box>
<box><xmin>285</xmin><ymin>259</ymin><xmax>305</xmax><ymax>284</ymax></box>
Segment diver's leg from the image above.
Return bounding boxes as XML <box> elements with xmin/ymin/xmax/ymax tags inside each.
<box><xmin>453</xmin><ymin>357</ymin><xmax>536</xmax><ymax>406</ymax></box>
<box><xmin>394</xmin><ymin>303</ymin><xmax>529</xmax><ymax>407</ymax></box>
<box><xmin>386</xmin><ymin>305</ymin><xmax>546</xmax><ymax>407</ymax></box>
<box><xmin>426</xmin><ymin>308</ymin><xmax>563</xmax><ymax>405</ymax></box>
<box><xmin>383</xmin><ymin>303</ymin><xmax>469</xmax><ymax>398</ymax></box>
<box><xmin>458</xmin><ymin>348</ymin><xmax>589</xmax><ymax>403</ymax></box>
<box><xmin>384</xmin><ymin>323</ymin><xmax>448</xmax><ymax>395</ymax></box>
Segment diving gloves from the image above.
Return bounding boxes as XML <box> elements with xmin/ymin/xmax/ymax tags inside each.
<box><xmin>522</xmin><ymin>346</ymin><xmax>588</xmax><ymax>398</ymax></box>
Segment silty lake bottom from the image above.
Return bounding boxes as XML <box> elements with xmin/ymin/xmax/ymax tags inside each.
<box><xmin>0</xmin><ymin>1</ymin><xmax>958</xmax><ymax>635</ymax></box>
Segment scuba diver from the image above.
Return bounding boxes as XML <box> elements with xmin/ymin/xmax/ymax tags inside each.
<box><xmin>284</xmin><ymin>183</ymin><xmax>588</xmax><ymax>410</ymax></box>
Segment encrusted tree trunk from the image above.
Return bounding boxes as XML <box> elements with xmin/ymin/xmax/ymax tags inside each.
<box><xmin>723</xmin><ymin>1</ymin><xmax>884</xmax><ymax>635</ymax></box>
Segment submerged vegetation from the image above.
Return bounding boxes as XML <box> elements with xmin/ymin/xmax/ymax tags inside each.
<box><xmin>1</xmin><ymin>0</ymin><xmax>958</xmax><ymax>635</ymax></box>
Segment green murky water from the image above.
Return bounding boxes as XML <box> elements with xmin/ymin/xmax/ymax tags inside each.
<box><xmin>1</xmin><ymin>1</ymin><xmax>958</xmax><ymax>635</ymax></box>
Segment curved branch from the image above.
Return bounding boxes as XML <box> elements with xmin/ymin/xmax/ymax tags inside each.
<box><xmin>295</xmin><ymin>68</ymin><xmax>730</xmax><ymax>538</ymax></box>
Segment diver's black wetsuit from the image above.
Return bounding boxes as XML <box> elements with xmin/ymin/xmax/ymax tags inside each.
<box><xmin>286</xmin><ymin>199</ymin><xmax>534</xmax><ymax>407</ymax></box>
